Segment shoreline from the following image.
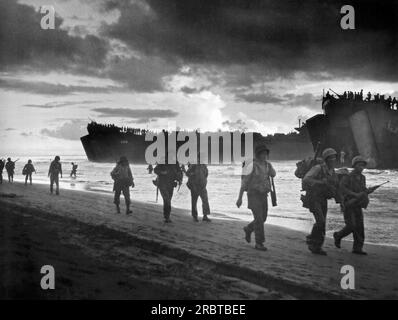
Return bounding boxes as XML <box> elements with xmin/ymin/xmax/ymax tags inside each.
<box><xmin>10</xmin><ymin>177</ymin><xmax>398</xmax><ymax>249</ymax></box>
<box><xmin>1</xmin><ymin>182</ymin><xmax>398</xmax><ymax>299</ymax></box>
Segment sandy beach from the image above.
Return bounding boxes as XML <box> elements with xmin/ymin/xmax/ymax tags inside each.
<box><xmin>1</xmin><ymin>182</ymin><xmax>397</xmax><ymax>299</ymax></box>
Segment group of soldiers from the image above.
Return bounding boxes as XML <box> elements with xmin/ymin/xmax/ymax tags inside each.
<box><xmin>301</xmin><ymin>148</ymin><xmax>375</xmax><ymax>255</ymax></box>
<box><xmin>111</xmin><ymin>144</ymin><xmax>375</xmax><ymax>255</ymax></box>
<box><xmin>0</xmin><ymin>156</ymin><xmax>77</xmax><ymax>194</ymax></box>
<box><xmin>1</xmin><ymin>146</ymin><xmax>376</xmax><ymax>256</ymax></box>
<box><xmin>324</xmin><ymin>89</ymin><xmax>398</xmax><ymax>109</ymax></box>
<box><xmin>111</xmin><ymin>154</ymin><xmax>211</xmax><ymax>224</ymax></box>
<box><xmin>0</xmin><ymin>158</ymin><xmax>20</xmax><ymax>184</ymax></box>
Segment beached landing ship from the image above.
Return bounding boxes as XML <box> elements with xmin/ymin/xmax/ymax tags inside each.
<box><xmin>80</xmin><ymin>122</ymin><xmax>313</xmax><ymax>163</ymax></box>
<box><xmin>302</xmin><ymin>91</ymin><xmax>398</xmax><ymax>169</ymax></box>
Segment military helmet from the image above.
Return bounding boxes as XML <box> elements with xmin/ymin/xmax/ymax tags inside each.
<box><xmin>322</xmin><ymin>148</ymin><xmax>337</xmax><ymax>160</ymax></box>
<box><xmin>119</xmin><ymin>156</ymin><xmax>128</xmax><ymax>163</ymax></box>
<box><xmin>255</xmin><ymin>144</ymin><xmax>270</xmax><ymax>157</ymax></box>
<box><xmin>352</xmin><ymin>155</ymin><xmax>367</xmax><ymax>167</ymax></box>
<box><xmin>55</xmin><ymin>155</ymin><xmax>60</xmax><ymax>161</ymax></box>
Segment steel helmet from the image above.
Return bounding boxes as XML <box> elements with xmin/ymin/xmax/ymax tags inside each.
<box><xmin>255</xmin><ymin>144</ymin><xmax>270</xmax><ymax>157</ymax></box>
<box><xmin>322</xmin><ymin>148</ymin><xmax>337</xmax><ymax>160</ymax></box>
<box><xmin>119</xmin><ymin>156</ymin><xmax>128</xmax><ymax>163</ymax></box>
<box><xmin>352</xmin><ymin>155</ymin><xmax>367</xmax><ymax>167</ymax></box>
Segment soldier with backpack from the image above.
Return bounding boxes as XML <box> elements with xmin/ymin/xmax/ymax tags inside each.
<box><xmin>333</xmin><ymin>156</ymin><xmax>382</xmax><ymax>255</ymax></box>
<box><xmin>48</xmin><ymin>156</ymin><xmax>62</xmax><ymax>195</ymax></box>
<box><xmin>186</xmin><ymin>155</ymin><xmax>211</xmax><ymax>222</ymax></box>
<box><xmin>111</xmin><ymin>156</ymin><xmax>134</xmax><ymax>215</ymax></box>
<box><xmin>154</xmin><ymin>159</ymin><xmax>183</xmax><ymax>223</ymax></box>
<box><xmin>236</xmin><ymin>144</ymin><xmax>276</xmax><ymax>251</ymax></box>
<box><xmin>5</xmin><ymin>158</ymin><xmax>18</xmax><ymax>183</ymax></box>
<box><xmin>0</xmin><ymin>158</ymin><xmax>5</xmax><ymax>184</ymax></box>
<box><xmin>70</xmin><ymin>162</ymin><xmax>78</xmax><ymax>178</ymax></box>
<box><xmin>23</xmin><ymin>159</ymin><xmax>36</xmax><ymax>185</ymax></box>
<box><xmin>302</xmin><ymin>148</ymin><xmax>340</xmax><ymax>255</ymax></box>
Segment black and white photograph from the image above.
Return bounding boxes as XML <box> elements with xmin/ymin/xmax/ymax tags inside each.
<box><xmin>0</xmin><ymin>0</ymin><xmax>397</xmax><ymax>304</ymax></box>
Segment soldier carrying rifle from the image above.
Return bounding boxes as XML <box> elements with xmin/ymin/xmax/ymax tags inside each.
<box><xmin>333</xmin><ymin>156</ymin><xmax>388</xmax><ymax>255</ymax></box>
<box><xmin>236</xmin><ymin>144</ymin><xmax>276</xmax><ymax>252</ymax></box>
<box><xmin>154</xmin><ymin>158</ymin><xmax>183</xmax><ymax>223</ymax></box>
<box><xmin>302</xmin><ymin>148</ymin><xmax>340</xmax><ymax>256</ymax></box>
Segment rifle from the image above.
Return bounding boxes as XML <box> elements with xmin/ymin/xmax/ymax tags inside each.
<box><xmin>156</xmin><ymin>186</ymin><xmax>159</xmax><ymax>202</ymax></box>
<box><xmin>270</xmin><ymin>177</ymin><xmax>277</xmax><ymax>207</ymax></box>
<box><xmin>345</xmin><ymin>181</ymin><xmax>389</xmax><ymax>209</ymax></box>
<box><xmin>309</xmin><ymin>140</ymin><xmax>322</xmax><ymax>169</ymax></box>
<box><xmin>329</xmin><ymin>88</ymin><xmax>342</xmax><ymax>98</ymax></box>
<box><xmin>368</xmin><ymin>181</ymin><xmax>389</xmax><ymax>193</ymax></box>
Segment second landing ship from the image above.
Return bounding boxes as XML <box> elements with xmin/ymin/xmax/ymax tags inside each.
<box><xmin>303</xmin><ymin>91</ymin><xmax>398</xmax><ymax>169</ymax></box>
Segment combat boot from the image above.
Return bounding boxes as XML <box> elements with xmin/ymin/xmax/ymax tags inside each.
<box><xmin>254</xmin><ymin>243</ymin><xmax>267</xmax><ymax>251</ymax></box>
<box><xmin>333</xmin><ymin>232</ymin><xmax>341</xmax><ymax>248</ymax></box>
<box><xmin>243</xmin><ymin>226</ymin><xmax>251</xmax><ymax>243</ymax></box>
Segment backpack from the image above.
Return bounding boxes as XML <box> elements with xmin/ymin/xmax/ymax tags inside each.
<box><xmin>295</xmin><ymin>158</ymin><xmax>317</xmax><ymax>179</ymax></box>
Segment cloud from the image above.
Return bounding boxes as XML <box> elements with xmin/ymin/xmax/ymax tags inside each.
<box><xmin>5</xmin><ymin>128</ymin><xmax>15</xmax><ymax>131</ymax></box>
<box><xmin>104</xmin><ymin>0</ymin><xmax>398</xmax><ymax>82</ymax></box>
<box><xmin>235</xmin><ymin>92</ymin><xmax>285</xmax><ymax>104</ymax></box>
<box><xmin>20</xmin><ymin>132</ymin><xmax>33</xmax><ymax>137</ymax></box>
<box><xmin>283</xmin><ymin>93</ymin><xmax>320</xmax><ymax>110</ymax></box>
<box><xmin>180</xmin><ymin>86</ymin><xmax>209</xmax><ymax>94</ymax></box>
<box><xmin>0</xmin><ymin>0</ymin><xmax>109</xmax><ymax>73</ymax></box>
<box><xmin>222</xmin><ymin>119</ymin><xmax>248</xmax><ymax>132</ymax></box>
<box><xmin>23</xmin><ymin>100</ymin><xmax>101</xmax><ymax>108</ymax></box>
<box><xmin>0</xmin><ymin>78</ymin><xmax>120</xmax><ymax>96</ymax></box>
<box><xmin>40</xmin><ymin>119</ymin><xmax>87</xmax><ymax>140</ymax></box>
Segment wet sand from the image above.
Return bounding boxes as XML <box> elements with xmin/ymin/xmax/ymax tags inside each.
<box><xmin>1</xmin><ymin>182</ymin><xmax>397</xmax><ymax>299</ymax></box>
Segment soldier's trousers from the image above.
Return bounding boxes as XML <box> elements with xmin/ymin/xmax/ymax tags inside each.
<box><xmin>25</xmin><ymin>173</ymin><xmax>32</xmax><ymax>185</ymax></box>
<box><xmin>0</xmin><ymin>172</ymin><xmax>2</xmax><ymax>184</ymax></box>
<box><xmin>335</xmin><ymin>206</ymin><xmax>364</xmax><ymax>251</ymax></box>
<box><xmin>191</xmin><ymin>187</ymin><xmax>210</xmax><ymax>218</ymax></box>
<box><xmin>159</xmin><ymin>184</ymin><xmax>174</xmax><ymax>219</ymax></box>
<box><xmin>308</xmin><ymin>197</ymin><xmax>328</xmax><ymax>249</ymax></box>
<box><xmin>50</xmin><ymin>175</ymin><xmax>59</xmax><ymax>194</ymax></box>
<box><xmin>247</xmin><ymin>192</ymin><xmax>268</xmax><ymax>245</ymax></box>
<box><xmin>114</xmin><ymin>186</ymin><xmax>130</xmax><ymax>207</ymax></box>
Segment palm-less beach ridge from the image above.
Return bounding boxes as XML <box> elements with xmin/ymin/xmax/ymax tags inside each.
<box><xmin>1</xmin><ymin>182</ymin><xmax>397</xmax><ymax>299</ymax></box>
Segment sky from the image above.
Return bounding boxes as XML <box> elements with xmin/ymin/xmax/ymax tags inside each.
<box><xmin>0</xmin><ymin>0</ymin><xmax>397</xmax><ymax>156</ymax></box>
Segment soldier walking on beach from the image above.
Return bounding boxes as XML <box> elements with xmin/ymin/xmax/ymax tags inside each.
<box><xmin>5</xmin><ymin>157</ymin><xmax>18</xmax><ymax>183</ymax></box>
<box><xmin>302</xmin><ymin>148</ymin><xmax>340</xmax><ymax>255</ymax></box>
<box><xmin>0</xmin><ymin>158</ymin><xmax>5</xmax><ymax>184</ymax></box>
<box><xmin>111</xmin><ymin>156</ymin><xmax>134</xmax><ymax>215</ymax></box>
<box><xmin>333</xmin><ymin>156</ymin><xmax>378</xmax><ymax>255</ymax></box>
<box><xmin>23</xmin><ymin>159</ymin><xmax>36</xmax><ymax>186</ymax></box>
<box><xmin>186</xmin><ymin>156</ymin><xmax>211</xmax><ymax>222</ymax></box>
<box><xmin>70</xmin><ymin>162</ymin><xmax>78</xmax><ymax>178</ymax></box>
<box><xmin>48</xmin><ymin>156</ymin><xmax>62</xmax><ymax>195</ymax></box>
<box><xmin>236</xmin><ymin>145</ymin><xmax>276</xmax><ymax>251</ymax></box>
<box><xmin>154</xmin><ymin>159</ymin><xmax>183</xmax><ymax>223</ymax></box>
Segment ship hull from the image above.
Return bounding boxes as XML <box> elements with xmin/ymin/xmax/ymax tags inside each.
<box><xmin>305</xmin><ymin>98</ymin><xmax>398</xmax><ymax>169</ymax></box>
<box><xmin>80</xmin><ymin>128</ymin><xmax>313</xmax><ymax>164</ymax></box>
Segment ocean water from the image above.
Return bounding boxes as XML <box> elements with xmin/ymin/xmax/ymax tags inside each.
<box><xmin>7</xmin><ymin>155</ymin><xmax>398</xmax><ymax>247</ymax></box>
